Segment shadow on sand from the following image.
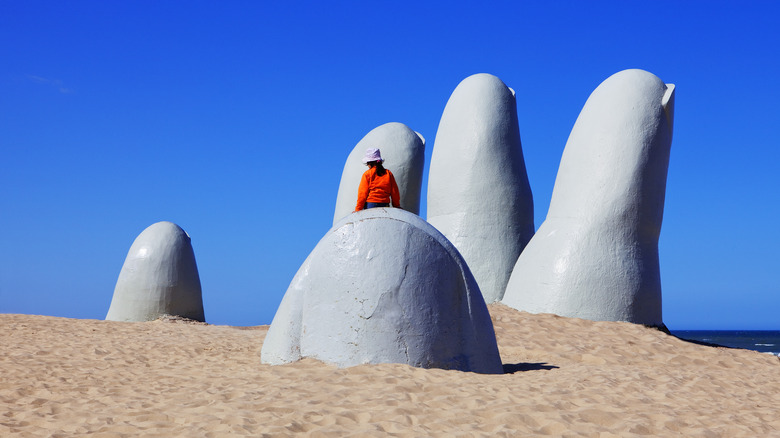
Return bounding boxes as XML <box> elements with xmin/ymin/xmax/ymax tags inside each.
<box><xmin>502</xmin><ymin>362</ymin><xmax>559</xmax><ymax>374</ymax></box>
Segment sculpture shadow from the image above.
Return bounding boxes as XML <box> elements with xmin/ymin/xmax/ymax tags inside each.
<box><xmin>502</xmin><ymin>362</ymin><xmax>559</xmax><ymax>374</ymax></box>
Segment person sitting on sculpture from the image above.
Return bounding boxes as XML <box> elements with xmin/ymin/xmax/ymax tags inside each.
<box><xmin>354</xmin><ymin>148</ymin><xmax>401</xmax><ymax>211</ymax></box>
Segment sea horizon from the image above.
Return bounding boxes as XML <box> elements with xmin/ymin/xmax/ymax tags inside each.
<box><xmin>671</xmin><ymin>330</ymin><xmax>780</xmax><ymax>356</ymax></box>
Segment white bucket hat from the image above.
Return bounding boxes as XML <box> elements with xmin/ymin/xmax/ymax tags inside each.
<box><xmin>362</xmin><ymin>148</ymin><xmax>384</xmax><ymax>164</ymax></box>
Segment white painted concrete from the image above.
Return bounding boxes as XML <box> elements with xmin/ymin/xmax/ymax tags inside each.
<box><xmin>427</xmin><ymin>73</ymin><xmax>534</xmax><ymax>303</ymax></box>
<box><xmin>333</xmin><ymin>122</ymin><xmax>425</xmax><ymax>224</ymax></box>
<box><xmin>502</xmin><ymin>69</ymin><xmax>675</xmax><ymax>327</ymax></box>
<box><xmin>261</xmin><ymin>208</ymin><xmax>503</xmax><ymax>374</ymax></box>
<box><xmin>106</xmin><ymin>221</ymin><xmax>205</xmax><ymax>322</ymax></box>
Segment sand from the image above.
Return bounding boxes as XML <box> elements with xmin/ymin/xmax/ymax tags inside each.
<box><xmin>2</xmin><ymin>303</ymin><xmax>779</xmax><ymax>437</ymax></box>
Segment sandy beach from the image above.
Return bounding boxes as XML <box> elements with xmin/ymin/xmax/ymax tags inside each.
<box><xmin>2</xmin><ymin>303</ymin><xmax>779</xmax><ymax>437</ymax></box>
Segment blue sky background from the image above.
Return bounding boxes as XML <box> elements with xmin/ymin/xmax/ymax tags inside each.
<box><xmin>1</xmin><ymin>1</ymin><xmax>778</xmax><ymax>329</ymax></box>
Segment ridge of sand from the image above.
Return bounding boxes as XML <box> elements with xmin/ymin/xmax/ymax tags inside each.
<box><xmin>2</xmin><ymin>303</ymin><xmax>779</xmax><ymax>437</ymax></box>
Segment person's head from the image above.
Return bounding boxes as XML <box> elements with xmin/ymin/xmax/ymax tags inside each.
<box><xmin>362</xmin><ymin>148</ymin><xmax>383</xmax><ymax>166</ymax></box>
<box><xmin>362</xmin><ymin>147</ymin><xmax>386</xmax><ymax>174</ymax></box>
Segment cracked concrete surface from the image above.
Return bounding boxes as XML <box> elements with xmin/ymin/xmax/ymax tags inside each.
<box><xmin>261</xmin><ymin>208</ymin><xmax>502</xmax><ymax>374</ymax></box>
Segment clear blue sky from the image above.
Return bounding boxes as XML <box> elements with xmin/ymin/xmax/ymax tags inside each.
<box><xmin>2</xmin><ymin>1</ymin><xmax>778</xmax><ymax>329</ymax></box>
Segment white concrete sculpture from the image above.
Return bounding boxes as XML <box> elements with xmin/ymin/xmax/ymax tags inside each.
<box><xmin>502</xmin><ymin>69</ymin><xmax>675</xmax><ymax>328</ymax></box>
<box><xmin>261</xmin><ymin>208</ymin><xmax>503</xmax><ymax>374</ymax></box>
<box><xmin>333</xmin><ymin>122</ymin><xmax>425</xmax><ymax>224</ymax></box>
<box><xmin>427</xmin><ymin>73</ymin><xmax>535</xmax><ymax>304</ymax></box>
<box><xmin>106</xmin><ymin>221</ymin><xmax>205</xmax><ymax>322</ymax></box>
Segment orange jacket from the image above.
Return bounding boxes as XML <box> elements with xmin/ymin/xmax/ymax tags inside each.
<box><xmin>355</xmin><ymin>166</ymin><xmax>401</xmax><ymax>211</ymax></box>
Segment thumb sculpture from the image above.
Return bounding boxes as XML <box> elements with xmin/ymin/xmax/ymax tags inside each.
<box><xmin>106</xmin><ymin>221</ymin><xmax>205</xmax><ymax>322</ymax></box>
<box><xmin>333</xmin><ymin>122</ymin><xmax>425</xmax><ymax>224</ymax></box>
<box><xmin>502</xmin><ymin>69</ymin><xmax>675</xmax><ymax>328</ymax></box>
<box><xmin>427</xmin><ymin>73</ymin><xmax>535</xmax><ymax>303</ymax></box>
<box><xmin>261</xmin><ymin>208</ymin><xmax>504</xmax><ymax>374</ymax></box>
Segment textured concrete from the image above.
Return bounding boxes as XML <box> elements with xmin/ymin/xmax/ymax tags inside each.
<box><xmin>502</xmin><ymin>69</ymin><xmax>675</xmax><ymax>327</ymax></box>
<box><xmin>261</xmin><ymin>208</ymin><xmax>503</xmax><ymax>374</ymax></box>
<box><xmin>427</xmin><ymin>73</ymin><xmax>534</xmax><ymax>303</ymax></box>
<box><xmin>333</xmin><ymin>122</ymin><xmax>425</xmax><ymax>224</ymax></box>
<box><xmin>106</xmin><ymin>222</ymin><xmax>205</xmax><ymax>322</ymax></box>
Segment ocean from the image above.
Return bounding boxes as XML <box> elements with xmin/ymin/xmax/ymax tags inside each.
<box><xmin>671</xmin><ymin>330</ymin><xmax>780</xmax><ymax>356</ymax></box>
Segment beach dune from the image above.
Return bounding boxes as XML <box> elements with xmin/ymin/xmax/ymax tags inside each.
<box><xmin>2</xmin><ymin>304</ymin><xmax>779</xmax><ymax>436</ymax></box>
